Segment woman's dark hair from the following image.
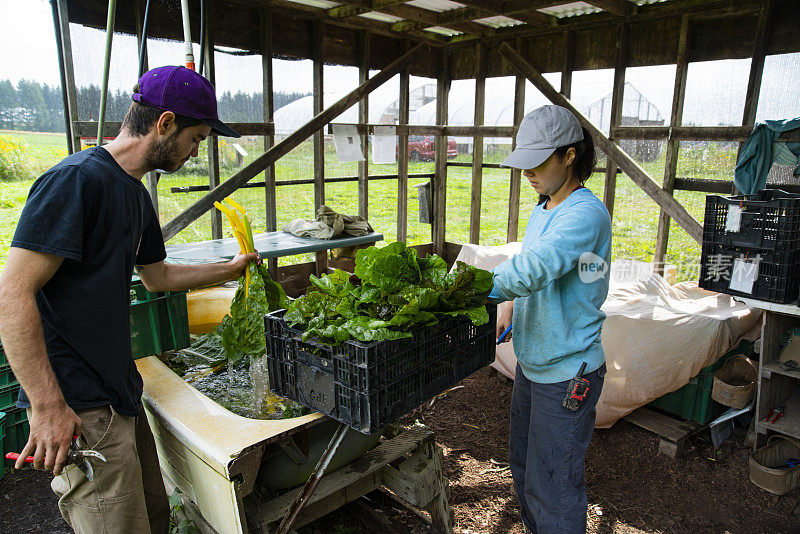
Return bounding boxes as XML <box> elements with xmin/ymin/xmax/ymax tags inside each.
<box><xmin>553</xmin><ymin>126</ymin><xmax>596</xmax><ymax>184</ymax></box>
<box><xmin>121</xmin><ymin>83</ymin><xmax>203</xmax><ymax>137</ymax></box>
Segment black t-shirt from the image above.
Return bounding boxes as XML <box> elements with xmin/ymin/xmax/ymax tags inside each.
<box><xmin>12</xmin><ymin>147</ymin><xmax>166</xmax><ymax>416</ymax></box>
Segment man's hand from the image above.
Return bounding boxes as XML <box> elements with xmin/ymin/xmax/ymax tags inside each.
<box><xmin>496</xmin><ymin>301</ymin><xmax>514</xmax><ymax>344</ymax></box>
<box><xmin>138</xmin><ymin>251</ymin><xmax>263</xmax><ymax>292</ymax></box>
<box><xmin>19</xmin><ymin>401</ymin><xmax>82</xmax><ymax>475</ymax></box>
<box><xmin>227</xmin><ymin>251</ymin><xmax>261</xmax><ymax>279</ymax></box>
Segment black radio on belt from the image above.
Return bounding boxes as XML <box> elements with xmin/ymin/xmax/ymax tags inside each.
<box><xmin>562</xmin><ymin>362</ymin><xmax>590</xmax><ymax>412</ymax></box>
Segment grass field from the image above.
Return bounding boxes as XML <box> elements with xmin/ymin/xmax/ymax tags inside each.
<box><xmin>0</xmin><ymin>130</ymin><xmax>727</xmax><ymax>281</ymax></box>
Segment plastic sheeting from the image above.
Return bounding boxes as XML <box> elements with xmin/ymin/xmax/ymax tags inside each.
<box><xmin>455</xmin><ymin>243</ymin><xmax>763</xmax><ymax>428</ymax></box>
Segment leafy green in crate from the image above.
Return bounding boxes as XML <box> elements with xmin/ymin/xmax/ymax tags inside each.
<box><xmin>284</xmin><ymin>242</ymin><xmax>493</xmax><ymax>345</ymax></box>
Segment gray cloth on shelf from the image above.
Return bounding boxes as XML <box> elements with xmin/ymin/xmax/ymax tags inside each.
<box><xmin>282</xmin><ymin>205</ymin><xmax>373</xmax><ymax>239</ymax></box>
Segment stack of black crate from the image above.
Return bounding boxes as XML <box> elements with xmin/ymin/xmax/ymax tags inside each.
<box><xmin>700</xmin><ymin>189</ymin><xmax>800</xmax><ymax>304</ymax></box>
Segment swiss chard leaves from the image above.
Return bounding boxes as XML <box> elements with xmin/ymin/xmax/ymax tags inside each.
<box><xmin>286</xmin><ymin>242</ymin><xmax>492</xmax><ymax>346</ymax></box>
<box><xmin>196</xmin><ymin>263</ymin><xmax>289</xmax><ymax>364</ymax></box>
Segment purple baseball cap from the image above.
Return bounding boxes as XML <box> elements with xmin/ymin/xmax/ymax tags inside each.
<box><xmin>132</xmin><ymin>66</ymin><xmax>240</xmax><ymax>138</ymax></box>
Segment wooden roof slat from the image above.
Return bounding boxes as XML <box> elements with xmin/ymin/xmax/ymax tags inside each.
<box><xmin>584</xmin><ymin>0</ymin><xmax>636</xmax><ymax>17</ymax></box>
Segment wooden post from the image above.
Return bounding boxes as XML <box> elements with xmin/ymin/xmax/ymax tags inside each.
<box><xmin>51</xmin><ymin>0</ymin><xmax>72</xmax><ymax>153</ymax></box>
<box><xmin>261</xmin><ymin>9</ymin><xmax>278</xmax><ymax>275</ymax></box>
<box><xmin>397</xmin><ymin>41</ymin><xmax>410</xmax><ymax>242</ymax></box>
<box><xmin>735</xmin><ymin>0</ymin><xmax>774</xmax><ymax>195</ymax></box>
<box><xmin>312</xmin><ymin>21</ymin><xmax>325</xmax><ymax>212</ymax></box>
<box><xmin>135</xmin><ymin>0</ymin><xmax>160</xmax><ymax>214</ymax></box>
<box><xmin>161</xmin><ymin>43</ymin><xmax>427</xmax><ymax>241</ymax></box>
<box><xmin>358</xmin><ymin>31</ymin><xmax>370</xmax><ymax>220</ymax></box>
<box><xmin>507</xmin><ymin>75</ymin><xmax>525</xmax><ymax>243</ymax></box>
<box><xmin>432</xmin><ymin>50</ymin><xmax>451</xmax><ymax>255</ymax></box>
<box><xmin>469</xmin><ymin>43</ymin><xmax>486</xmax><ymax>245</ymax></box>
<box><xmin>560</xmin><ymin>31</ymin><xmax>574</xmax><ymax>99</ymax></box>
<box><xmin>603</xmin><ymin>23</ymin><xmax>629</xmax><ymax>219</ymax></box>
<box><xmin>55</xmin><ymin>0</ymin><xmax>80</xmax><ymax>154</ymax></box>
<box><xmin>498</xmin><ymin>43</ymin><xmax>703</xmax><ymax>243</ymax></box>
<box><xmin>654</xmin><ymin>14</ymin><xmax>690</xmax><ymax>275</ymax></box>
<box><xmin>203</xmin><ymin>0</ymin><xmax>222</xmax><ymax>240</ymax></box>
<box><xmin>742</xmin><ymin>0</ymin><xmax>773</xmax><ymax>128</ymax></box>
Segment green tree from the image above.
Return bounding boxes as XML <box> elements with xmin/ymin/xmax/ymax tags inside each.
<box><xmin>17</xmin><ymin>79</ymin><xmax>50</xmax><ymax>131</ymax></box>
<box><xmin>0</xmin><ymin>80</ymin><xmax>18</xmax><ymax>129</ymax></box>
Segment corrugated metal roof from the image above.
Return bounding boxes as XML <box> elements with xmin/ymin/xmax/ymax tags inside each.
<box><xmin>537</xmin><ymin>1</ymin><xmax>603</xmax><ymax>18</ymax></box>
<box><xmin>405</xmin><ymin>0</ymin><xmax>465</xmax><ymax>13</ymax></box>
<box><xmin>359</xmin><ymin>11</ymin><xmax>404</xmax><ymax>23</ymax></box>
<box><xmin>473</xmin><ymin>15</ymin><xmax>525</xmax><ymax>29</ymax></box>
<box><xmin>424</xmin><ymin>26</ymin><xmax>463</xmax><ymax>36</ymax></box>
<box><xmin>282</xmin><ymin>0</ymin><xmax>341</xmax><ymax>8</ymax></box>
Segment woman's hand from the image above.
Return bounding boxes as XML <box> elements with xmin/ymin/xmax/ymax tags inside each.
<box><xmin>496</xmin><ymin>301</ymin><xmax>513</xmax><ymax>343</ymax></box>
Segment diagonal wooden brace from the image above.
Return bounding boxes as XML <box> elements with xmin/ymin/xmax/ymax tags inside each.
<box><xmin>161</xmin><ymin>43</ymin><xmax>429</xmax><ymax>241</ymax></box>
<box><xmin>498</xmin><ymin>42</ymin><xmax>703</xmax><ymax>244</ymax></box>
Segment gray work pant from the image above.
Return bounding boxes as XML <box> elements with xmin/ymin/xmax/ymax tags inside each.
<box><xmin>37</xmin><ymin>404</ymin><xmax>170</xmax><ymax>534</ymax></box>
<box><xmin>509</xmin><ymin>362</ymin><xmax>605</xmax><ymax>534</ymax></box>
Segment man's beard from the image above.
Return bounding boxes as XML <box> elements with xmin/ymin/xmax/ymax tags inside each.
<box><xmin>144</xmin><ymin>133</ymin><xmax>186</xmax><ymax>174</ymax></box>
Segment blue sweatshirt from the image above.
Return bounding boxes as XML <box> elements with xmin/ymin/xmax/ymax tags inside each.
<box><xmin>489</xmin><ymin>188</ymin><xmax>611</xmax><ymax>383</ymax></box>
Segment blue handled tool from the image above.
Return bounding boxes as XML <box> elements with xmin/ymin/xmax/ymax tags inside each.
<box><xmin>497</xmin><ymin>323</ymin><xmax>512</xmax><ymax>345</ymax></box>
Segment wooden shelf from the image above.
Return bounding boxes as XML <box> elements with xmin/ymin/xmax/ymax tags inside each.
<box><xmin>762</xmin><ymin>361</ymin><xmax>800</xmax><ymax>381</ymax></box>
<box><xmin>736</xmin><ymin>297</ymin><xmax>800</xmax><ymax>317</ymax></box>
<box><xmin>757</xmin><ymin>392</ymin><xmax>800</xmax><ymax>440</ymax></box>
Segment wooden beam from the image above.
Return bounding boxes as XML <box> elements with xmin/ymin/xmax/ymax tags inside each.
<box><xmin>654</xmin><ymin>13</ymin><xmax>690</xmax><ymax>274</ymax></box>
<box><xmin>261</xmin><ymin>8</ymin><xmax>278</xmax><ymax>276</ymax></box>
<box><xmin>161</xmin><ymin>43</ymin><xmax>428</xmax><ymax>241</ymax></box>
<box><xmin>312</xmin><ymin>21</ymin><xmax>325</xmax><ymax>211</ymax></box>
<box><xmin>603</xmin><ymin>22</ymin><xmax>628</xmax><ymax>219</ymax></box>
<box><xmin>498</xmin><ymin>42</ymin><xmax>703</xmax><ymax>244</ymax></box>
<box><xmin>741</xmin><ymin>1</ymin><xmax>773</xmax><ymax>136</ymax></box>
<box><xmin>560</xmin><ymin>30</ymin><xmax>574</xmax><ymax>98</ymax></box>
<box><xmin>203</xmin><ymin>0</ymin><xmax>222</xmax><ymax>240</ymax></box>
<box><xmin>507</xmin><ymin>71</ymin><xmax>525</xmax><ymax>243</ymax></box>
<box><xmin>735</xmin><ymin>0</ymin><xmax>774</xmax><ymax>196</ymax></box>
<box><xmin>470</xmin><ymin>43</ymin><xmax>487</xmax><ymax>245</ymax></box>
<box><xmin>397</xmin><ymin>40</ymin><xmax>410</xmax><ymax>243</ymax></box>
<box><xmin>358</xmin><ymin>30</ymin><xmax>369</xmax><ymax>220</ymax></box>
<box><xmin>610</xmin><ymin>125</ymin><xmax>800</xmax><ymax>142</ymax></box>
<box><xmin>448</xmin><ymin>0</ymin><xmax>764</xmax><ymax>53</ymax></box>
<box><xmin>584</xmin><ymin>0</ymin><xmax>636</xmax><ymax>17</ymax></box>
<box><xmin>71</xmin><ymin>121</ymin><xmax>274</xmax><ymax>137</ymax></box>
<box><xmin>432</xmin><ymin>50</ymin><xmax>451</xmax><ymax>255</ymax></box>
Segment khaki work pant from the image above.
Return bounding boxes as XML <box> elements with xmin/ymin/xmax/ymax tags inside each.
<box><xmin>33</xmin><ymin>404</ymin><xmax>170</xmax><ymax>534</ymax></box>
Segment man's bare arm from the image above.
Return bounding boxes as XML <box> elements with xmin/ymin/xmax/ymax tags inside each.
<box><xmin>137</xmin><ymin>251</ymin><xmax>260</xmax><ymax>292</ymax></box>
<box><xmin>0</xmin><ymin>247</ymin><xmax>82</xmax><ymax>475</ymax></box>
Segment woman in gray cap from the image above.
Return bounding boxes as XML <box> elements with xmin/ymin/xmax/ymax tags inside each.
<box><xmin>488</xmin><ymin>105</ymin><xmax>612</xmax><ymax>533</ymax></box>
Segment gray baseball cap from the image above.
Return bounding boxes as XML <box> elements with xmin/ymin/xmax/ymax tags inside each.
<box><xmin>502</xmin><ymin>105</ymin><xmax>583</xmax><ymax>169</ymax></box>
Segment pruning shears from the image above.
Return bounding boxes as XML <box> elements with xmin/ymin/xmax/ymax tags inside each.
<box><xmin>5</xmin><ymin>435</ymin><xmax>107</xmax><ymax>481</ymax></box>
<box><xmin>764</xmin><ymin>405</ymin><xmax>786</xmax><ymax>424</ymax></box>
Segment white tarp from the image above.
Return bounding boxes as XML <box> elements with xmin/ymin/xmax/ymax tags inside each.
<box><xmin>455</xmin><ymin>243</ymin><xmax>763</xmax><ymax>428</ymax></box>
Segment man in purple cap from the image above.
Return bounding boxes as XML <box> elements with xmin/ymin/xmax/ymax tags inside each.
<box><xmin>0</xmin><ymin>66</ymin><xmax>249</xmax><ymax>534</ymax></box>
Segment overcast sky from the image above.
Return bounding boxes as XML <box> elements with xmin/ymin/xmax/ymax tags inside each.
<box><xmin>2</xmin><ymin>0</ymin><xmax>799</xmax><ymax>125</ymax></box>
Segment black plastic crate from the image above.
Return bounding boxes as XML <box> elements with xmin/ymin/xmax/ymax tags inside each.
<box><xmin>699</xmin><ymin>242</ymin><xmax>800</xmax><ymax>304</ymax></box>
<box><xmin>703</xmin><ymin>189</ymin><xmax>800</xmax><ymax>251</ymax></box>
<box><xmin>265</xmin><ymin>305</ymin><xmax>497</xmax><ymax>434</ymax></box>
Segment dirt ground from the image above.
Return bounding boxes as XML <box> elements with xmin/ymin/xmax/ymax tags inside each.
<box><xmin>2</xmin><ymin>367</ymin><xmax>799</xmax><ymax>534</ymax></box>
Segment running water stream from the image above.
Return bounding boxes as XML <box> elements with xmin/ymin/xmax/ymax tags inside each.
<box><xmin>162</xmin><ymin>350</ymin><xmax>306</xmax><ymax>419</ymax></box>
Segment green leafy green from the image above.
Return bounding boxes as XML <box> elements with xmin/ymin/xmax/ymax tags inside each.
<box><xmin>285</xmin><ymin>241</ymin><xmax>493</xmax><ymax>345</ymax></box>
<box><xmin>190</xmin><ymin>263</ymin><xmax>288</xmax><ymax>364</ymax></box>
